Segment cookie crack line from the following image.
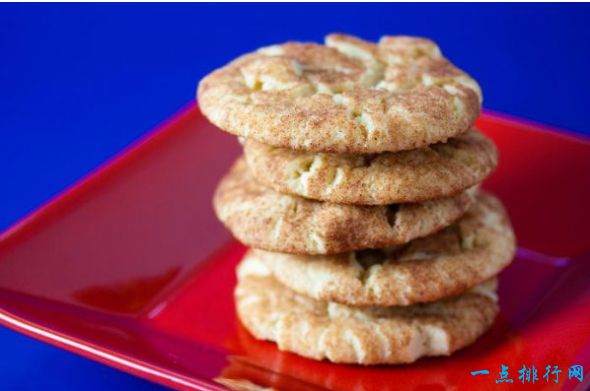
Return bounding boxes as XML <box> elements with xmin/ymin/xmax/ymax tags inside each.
<box><xmin>198</xmin><ymin>33</ymin><xmax>482</xmax><ymax>154</ymax></box>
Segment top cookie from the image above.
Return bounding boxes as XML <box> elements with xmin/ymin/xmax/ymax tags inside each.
<box><xmin>198</xmin><ymin>34</ymin><xmax>482</xmax><ymax>154</ymax></box>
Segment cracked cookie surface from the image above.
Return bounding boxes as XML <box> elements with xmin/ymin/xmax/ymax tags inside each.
<box><xmin>235</xmin><ymin>256</ymin><xmax>498</xmax><ymax>365</ymax></box>
<box><xmin>198</xmin><ymin>34</ymin><xmax>481</xmax><ymax>154</ymax></box>
<box><xmin>214</xmin><ymin>158</ymin><xmax>476</xmax><ymax>254</ymax></box>
<box><xmin>244</xmin><ymin>128</ymin><xmax>497</xmax><ymax>205</ymax></box>
<box><xmin>252</xmin><ymin>192</ymin><xmax>515</xmax><ymax>306</ymax></box>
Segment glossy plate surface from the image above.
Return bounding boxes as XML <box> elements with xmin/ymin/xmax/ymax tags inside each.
<box><xmin>1</xmin><ymin>103</ymin><xmax>589</xmax><ymax>390</ymax></box>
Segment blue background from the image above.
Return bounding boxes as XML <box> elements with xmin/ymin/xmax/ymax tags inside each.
<box><xmin>1</xmin><ymin>4</ymin><xmax>589</xmax><ymax>390</ymax></box>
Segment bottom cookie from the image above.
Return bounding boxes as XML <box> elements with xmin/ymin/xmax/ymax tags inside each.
<box><xmin>235</xmin><ymin>257</ymin><xmax>499</xmax><ymax>365</ymax></box>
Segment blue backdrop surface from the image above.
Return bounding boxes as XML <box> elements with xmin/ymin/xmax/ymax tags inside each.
<box><xmin>0</xmin><ymin>4</ymin><xmax>589</xmax><ymax>390</ymax></box>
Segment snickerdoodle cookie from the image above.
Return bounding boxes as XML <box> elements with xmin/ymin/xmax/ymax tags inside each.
<box><xmin>198</xmin><ymin>34</ymin><xmax>481</xmax><ymax>154</ymax></box>
<box><xmin>243</xmin><ymin>129</ymin><xmax>497</xmax><ymax>204</ymax></box>
<box><xmin>235</xmin><ymin>256</ymin><xmax>498</xmax><ymax>365</ymax></box>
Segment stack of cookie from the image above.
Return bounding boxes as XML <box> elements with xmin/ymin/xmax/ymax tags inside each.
<box><xmin>198</xmin><ymin>34</ymin><xmax>516</xmax><ymax>365</ymax></box>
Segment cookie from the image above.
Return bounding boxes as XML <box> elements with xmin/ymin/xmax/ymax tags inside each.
<box><xmin>235</xmin><ymin>256</ymin><xmax>499</xmax><ymax>365</ymax></box>
<box><xmin>198</xmin><ymin>34</ymin><xmax>481</xmax><ymax>154</ymax></box>
<box><xmin>243</xmin><ymin>128</ymin><xmax>497</xmax><ymax>205</ymax></box>
<box><xmin>214</xmin><ymin>158</ymin><xmax>477</xmax><ymax>254</ymax></box>
<box><xmin>252</xmin><ymin>192</ymin><xmax>515</xmax><ymax>306</ymax></box>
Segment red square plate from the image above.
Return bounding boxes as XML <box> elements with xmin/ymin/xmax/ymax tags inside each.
<box><xmin>1</xmin><ymin>103</ymin><xmax>590</xmax><ymax>391</ymax></box>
